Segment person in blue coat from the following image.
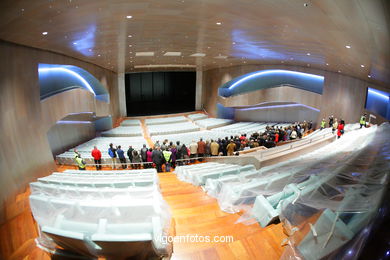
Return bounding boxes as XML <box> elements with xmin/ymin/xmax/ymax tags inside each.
<box><xmin>117</xmin><ymin>145</ymin><xmax>127</xmax><ymax>169</ymax></box>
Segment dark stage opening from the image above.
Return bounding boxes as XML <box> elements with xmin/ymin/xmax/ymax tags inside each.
<box><xmin>125</xmin><ymin>71</ymin><xmax>196</xmax><ymax>116</ymax></box>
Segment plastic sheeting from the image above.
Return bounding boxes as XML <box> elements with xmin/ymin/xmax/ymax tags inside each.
<box><xmin>175</xmin><ymin>162</ymin><xmax>256</xmax><ymax>186</ymax></box>
<box><xmin>279</xmin><ymin>122</ymin><xmax>390</xmax><ymax>260</ymax></box>
<box><xmin>30</xmin><ymin>168</ymin><xmax>173</xmax><ymax>258</ymax></box>
<box><xmin>214</xmin><ymin>124</ymin><xmax>380</xmax><ymax>214</ymax></box>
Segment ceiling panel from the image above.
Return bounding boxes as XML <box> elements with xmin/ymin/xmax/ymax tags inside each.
<box><xmin>0</xmin><ymin>0</ymin><xmax>388</xmax><ymax>85</ymax></box>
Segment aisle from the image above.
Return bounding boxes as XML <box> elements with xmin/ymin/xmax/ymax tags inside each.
<box><xmin>158</xmin><ymin>172</ymin><xmax>287</xmax><ymax>260</ymax></box>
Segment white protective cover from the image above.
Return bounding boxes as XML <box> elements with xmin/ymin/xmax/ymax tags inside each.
<box><xmin>279</xmin><ymin>122</ymin><xmax>390</xmax><ymax>260</ymax></box>
<box><xmin>30</xmin><ymin>168</ymin><xmax>172</xmax><ymax>258</ymax></box>
<box><xmin>214</xmin><ymin>124</ymin><xmax>379</xmax><ymax>214</ymax></box>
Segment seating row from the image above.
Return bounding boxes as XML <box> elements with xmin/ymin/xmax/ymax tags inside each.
<box><xmin>121</xmin><ymin>119</ymin><xmax>141</xmax><ymax>126</ymax></box>
<box><xmin>175</xmin><ymin>162</ymin><xmax>256</xmax><ymax>186</ymax></box>
<box><xmin>147</xmin><ymin>122</ymin><xmax>200</xmax><ymax>136</ymax></box>
<box><xmin>29</xmin><ymin>168</ymin><xmax>172</xmax><ymax>259</ymax></box>
<box><xmin>187</xmin><ymin>113</ymin><xmax>208</xmax><ymax>121</ymax></box>
<box><xmin>214</xmin><ymin>124</ymin><xmax>377</xmax><ymax>214</ymax></box>
<box><xmin>145</xmin><ymin>116</ymin><xmax>187</xmax><ymax>125</ymax></box>
<box><xmin>194</xmin><ymin>118</ymin><xmax>233</xmax><ymax>129</ymax></box>
<box><xmin>277</xmin><ymin>123</ymin><xmax>390</xmax><ymax>259</ymax></box>
<box><xmin>101</xmin><ymin>126</ymin><xmax>143</xmax><ymax>137</ymax></box>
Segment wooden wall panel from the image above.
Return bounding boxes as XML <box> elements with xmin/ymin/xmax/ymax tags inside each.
<box><xmin>202</xmin><ymin>64</ymin><xmax>390</xmax><ymax>125</ymax></box>
<box><xmin>0</xmin><ymin>40</ymin><xmax>120</xmax><ymax>259</ymax></box>
<box><xmin>47</xmin><ymin>122</ymin><xmax>96</xmax><ymax>156</ymax></box>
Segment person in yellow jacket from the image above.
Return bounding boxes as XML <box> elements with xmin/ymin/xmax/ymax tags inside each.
<box><xmin>226</xmin><ymin>140</ymin><xmax>236</xmax><ymax>156</ymax></box>
<box><xmin>320</xmin><ymin>119</ymin><xmax>326</xmax><ymax>130</ymax></box>
<box><xmin>75</xmin><ymin>155</ymin><xmax>86</xmax><ymax>170</ymax></box>
<box><xmin>360</xmin><ymin>114</ymin><xmax>367</xmax><ymax>128</ymax></box>
<box><xmin>210</xmin><ymin>140</ymin><xmax>220</xmax><ymax>156</ymax></box>
<box><xmin>162</xmin><ymin>148</ymin><xmax>172</xmax><ymax>172</ymax></box>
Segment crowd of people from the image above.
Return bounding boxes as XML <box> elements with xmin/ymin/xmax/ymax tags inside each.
<box><xmin>72</xmin><ymin>121</ymin><xmax>321</xmax><ymax>172</ymax></box>
<box><xmin>320</xmin><ymin>115</ymin><xmax>345</xmax><ymax>139</ymax></box>
<box><xmin>70</xmin><ymin>115</ymin><xmax>367</xmax><ymax>171</ymax></box>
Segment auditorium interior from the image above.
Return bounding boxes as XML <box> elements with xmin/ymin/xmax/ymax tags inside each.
<box><xmin>1</xmin><ymin>0</ymin><xmax>390</xmax><ymax>259</ymax></box>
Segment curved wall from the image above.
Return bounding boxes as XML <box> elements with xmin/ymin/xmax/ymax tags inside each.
<box><xmin>202</xmin><ymin>64</ymin><xmax>390</xmax><ymax>125</ymax></box>
<box><xmin>0</xmin><ymin>40</ymin><xmax>120</xmax><ymax>259</ymax></box>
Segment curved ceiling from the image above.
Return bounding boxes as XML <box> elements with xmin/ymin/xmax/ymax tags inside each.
<box><xmin>218</xmin><ymin>69</ymin><xmax>324</xmax><ymax>97</ymax></box>
<box><xmin>38</xmin><ymin>64</ymin><xmax>109</xmax><ymax>102</ymax></box>
<box><xmin>0</xmin><ymin>0</ymin><xmax>389</xmax><ymax>86</ymax></box>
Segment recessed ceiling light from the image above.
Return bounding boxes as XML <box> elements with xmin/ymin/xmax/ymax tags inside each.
<box><xmin>360</xmin><ymin>64</ymin><xmax>365</xmax><ymax>68</ymax></box>
<box><xmin>216</xmin><ymin>22</ymin><xmax>222</xmax><ymax>25</ymax></box>
<box><xmin>135</xmin><ymin>52</ymin><xmax>154</xmax><ymax>57</ymax></box>
<box><xmin>73</xmin><ymin>42</ymin><xmax>77</xmax><ymax>45</ymax></box>
<box><xmin>190</xmin><ymin>53</ymin><xmax>206</xmax><ymax>57</ymax></box>
<box><xmin>306</xmin><ymin>53</ymin><xmax>310</xmax><ymax>56</ymax></box>
<box><xmin>42</xmin><ymin>31</ymin><xmax>48</xmax><ymax>35</ymax></box>
<box><xmin>164</xmin><ymin>52</ymin><xmax>181</xmax><ymax>56</ymax></box>
<box><xmin>98</xmin><ymin>54</ymin><xmax>101</xmax><ymax>57</ymax></box>
<box><xmin>126</xmin><ymin>15</ymin><xmax>132</xmax><ymax>19</ymax></box>
<box><xmin>326</xmin><ymin>63</ymin><xmax>329</xmax><ymax>66</ymax></box>
<box><xmin>338</xmin><ymin>70</ymin><xmax>341</xmax><ymax>73</ymax></box>
<box><xmin>368</xmin><ymin>75</ymin><xmax>371</xmax><ymax>78</ymax></box>
<box><xmin>232</xmin><ymin>42</ymin><xmax>236</xmax><ymax>45</ymax></box>
<box><xmin>128</xmin><ymin>35</ymin><xmax>132</xmax><ymax>38</ymax></box>
<box><xmin>345</xmin><ymin>45</ymin><xmax>351</xmax><ymax>49</ymax></box>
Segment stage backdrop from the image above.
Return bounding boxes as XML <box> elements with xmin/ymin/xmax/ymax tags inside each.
<box><xmin>125</xmin><ymin>71</ymin><xmax>196</xmax><ymax>116</ymax></box>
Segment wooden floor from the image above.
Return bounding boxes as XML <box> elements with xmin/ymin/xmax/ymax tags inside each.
<box><xmin>159</xmin><ymin>172</ymin><xmax>287</xmax><ymax>260</ymax></box>
<box><xmin>2</xmin><ymin>167</ymin><xmax>287</xmax><ymax>260</ymax></box>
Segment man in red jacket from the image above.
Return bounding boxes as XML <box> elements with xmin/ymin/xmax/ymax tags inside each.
<box><xmin>197</xmin><ymin>138</ymin><xmax>206</xmax><ymax>162</ymax></box>
<box><xmin>91</xmin><ymin>146</ymin><xmax>102</xmax><ymax>170</ymax></box>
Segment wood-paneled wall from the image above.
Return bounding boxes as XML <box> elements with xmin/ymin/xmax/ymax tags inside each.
<box><xmin>47</xmin><ymin>122</ymin><xmax>96</xmax><ymax>156</ymax></box>
<box><xmin>202</xmin><ymin>64</ymin><xmax>390</xmax><ymax>125</ymax></box>
<box><xmin>0</xmin><ymin>40</ymin><xmax>120</xmax><ymax>259</ymax></box>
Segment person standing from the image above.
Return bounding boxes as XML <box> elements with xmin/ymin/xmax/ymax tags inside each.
<box><xmin>329</xmin><ymin>115</ymin><xmax>334</xmax><ymax>128</ymax></box>
<box><xmin>170</xmin><ymin>145</ymin><xmax>177</xmax><ymax>169</ymax></box>
<box><xmin>152</xmin><ymin>147</ymin><xmax>164</xmax><ymax>172</ymax></box>
<box><xmin>290</xmin><ymin>129</ymin><xmax>297</xmax><ymax>140</ymax></box>
<box><xmin>73</xmin><ymin>149</ymin><xmax>80</xmax><ymax>160</ymax></box>
<box><xmin>320</xmin><ymin>119</ymin><xmax>326</xmax><ymax>130</ymax></box>
<box><xmin>132</xmin><ymin>150</ymin><xmax>142</xmax><ymax>169</ymax></box>
<box><xmin>189</xmin><ymin>140</ymin><xmax>198</xmax><ymax>162</ymax></box>
<box><xmin>140</xmin><ymin>144</ymin><xmax>148</xmax><ymax>168</ymax></box>
<box><xmin>146</xmin><ymin>148</ymin><xmax>153</xmax><ymax>168</ymax></box>
<box><xmin>205</xmin><ymin>140</ymin><xmax>211</xmax><ymax>157</ymax></box>
<box><xmin>127</xmin><ymin>145</ymin><xmax>134</xmax><ymax>169</ymax></box>
<box><xmin>163</xmin><ymin>148</ymin><xmax>172</xmax><ymax>172</ymax></box>
<box><xmin>210</xmin><ymin>139</ymin><xmax>219</xmax><ymax>156</ymax></box>
<box><xmin>181</xmin><ymin>144</ymin><xmax>189</xmax><ymax>165</ymax></box>
<box><xmin>360</xmin><ymin>114</ymin><xmax>367</xmax><ymax>128</ymax></box>
<box><xmin>108</xmin><ymin>143</ymin><xmax>117</xmax><ymax>169</ymax></box>
<box><xmin>91</xmin><ymin>146</ymin><xmax>102</xmax><ymax>170</ymax></box>
<box><xmin>176</xmin><ymin>141</ymin><xmax>183</xmax><ymax>166</ymax></box>
<box><xmin>197</xmin><ymin>138</ymin><xmax>206</xmax><ymax>161</ymax></box>
<box><xmin>226</xmin><ymin>140</ymin><xmax>236</xmax><ymax>156</ymax></box>
<box><xmin>117</xmin><ymin>145</ymin><xmax>126</xmax><ymax>169</ymax></box>
<box><xmin>75</xmin><ymin>154</ymin><xmax>86</xmax><ymax>170</ymax></box>
<box><xmin>274</xmin><ymin>131</ymin><xmax>279</xmax><ymax>143</ymax></box>
<box><xmin>337</xmin><ymin>120</ymin><xmax>345</xmax><ymax>139</ymax></box>
<box><xmin>332</xmin><ymin>118</ymin><xmax>338</xmax><ymax>134</ymax></box>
